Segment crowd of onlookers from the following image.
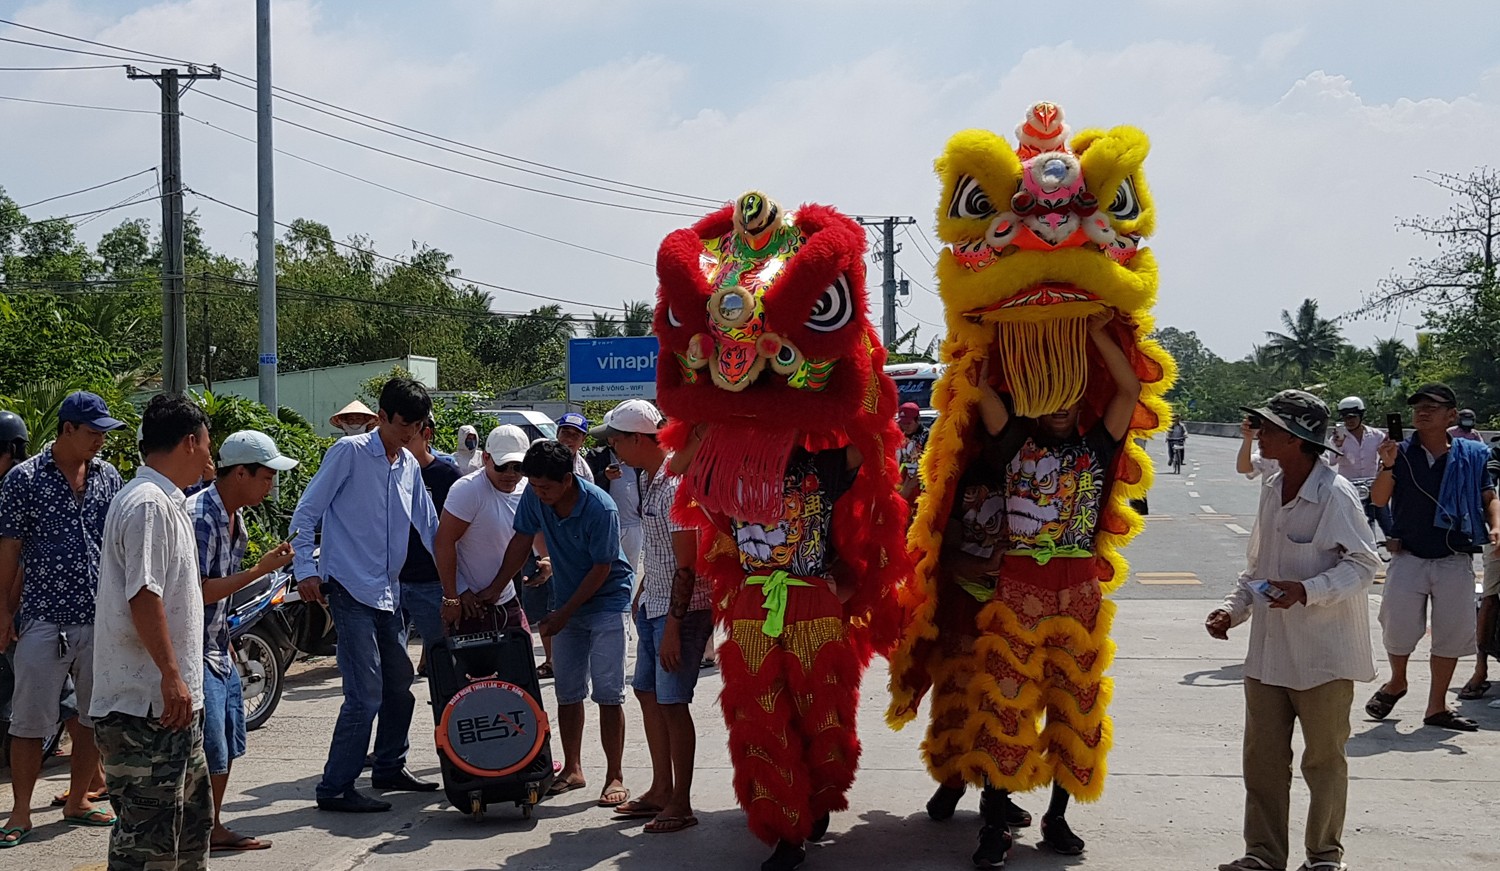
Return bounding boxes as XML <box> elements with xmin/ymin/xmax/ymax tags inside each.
<box><xmin>1</xmin><ymin>380</ymin><xmax>719</xmax><ymax>866</ymax></box>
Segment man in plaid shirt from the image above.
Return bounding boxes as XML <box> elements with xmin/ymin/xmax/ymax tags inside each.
<box><xmin>597</xmin><ymin>400</ymin><xmax>714</xmax><ymax>834</ymax></box>
<box><xmin>186</xmin><ymin>431</ymin><xmax>297</xmax><ymax>853</ymax></box>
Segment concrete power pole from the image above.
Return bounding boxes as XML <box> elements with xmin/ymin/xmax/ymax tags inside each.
<box><xmin>857</xmin><ymin>215</ymin><xmax>916</xmax><ymax>347</ymax></box>
<box><xmin>256</xmin><ymin>0</ymin><xmax>278</xmax><ymax>413</ymax></box>
<box><xmin>128</xmin><ymin>63</ymin><xmax>221</xmax><ymax>395</ymax></box>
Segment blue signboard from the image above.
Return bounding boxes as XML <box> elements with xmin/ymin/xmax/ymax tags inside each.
<box><xmin>567</xmin><ymin>336</ymin><xmax>659</xmax><ymax>401</ymax></box>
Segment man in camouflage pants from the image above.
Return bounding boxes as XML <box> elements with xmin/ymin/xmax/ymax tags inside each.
<box><xmin>91</xmin><ymin>395</ymin><xmax>215</xmax><ymax>869</ymax></box>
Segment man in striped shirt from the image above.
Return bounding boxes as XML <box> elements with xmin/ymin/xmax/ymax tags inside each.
<box><xmin>599</xmin><ymin>400</ymin><xmax>713</xmax><ymax>834</ymax></box>
<box><xmin>187</xmin><ymin>431</ymin><xmax>297</xmax><ymax>852</ymax></box>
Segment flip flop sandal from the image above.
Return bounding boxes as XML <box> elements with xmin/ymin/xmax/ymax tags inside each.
<box><xmin>1457</xmin><ymin>680</ymin><xmax>1491</xmax><ymax>700</ymax></box>
<box><xmin>65</xmin><ymin>808</ymin><xmax>117</xmax><ymax>827</ymax></box>
<box><xmin>1364</xmin><ymin>687</ymin><xmax>1406</xmax><ymax>719</ymax></box>
<box><xmin>52</xmin><ymin>788</ymin><xmax>108</xmax><ymax>807</ymax></box>
<box><xmin>644</xmin><ymin>815</ymin><xmax>699</xmax><ymax>834</ymax></box>
<box><xmin>212</xmin><ymin>836</ymin><xmax>273</xmax><ymax>852</ymax></box>
<box><xmin>1423</xmin><ymin>710</ymin><xmax>1479</xmax><ymax>731</ymax></box>
<box><xmin>0</xmin><ymin>827</ymin><xmax>32</xmax><ymax>849</ymax></box>
<box><xmin>536</xmin><ymin>662</ymin><xmax>555</xmax><ymax>679</ymax></box>
<box><xmin>545</xmin><ymin>779</ymin><xmax>587</xmax><ymax>797</ymax></box>
<box><xmin>598</xmin><ymin>786</ymin><xmax>630</xmax><ymax>808</ymax></box>
<box><xmin>612</xmin><ymin>800</ymin><xmax>664</xmax><ymax>819</ymax></box>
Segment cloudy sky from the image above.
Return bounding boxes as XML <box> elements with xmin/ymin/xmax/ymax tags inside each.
<box><xmin>3</xmin><ymin>0</ymin><xmax>1498</xmax><ymax>358</ymax></box>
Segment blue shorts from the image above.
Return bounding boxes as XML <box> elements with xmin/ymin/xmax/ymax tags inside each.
<box><xmin>551</xmin><ymin>609</ymin><xmax>628</xmax><ymax>706</ymax></box>
<box><xmin>202</xmin><ymin>664</ymin><xmax>246</xmax><ymax>775</ymax></box>
<box><xmin>632</xmin><ymin>610</ymin><xmax>714</xmax><ymax>705</ymax></box>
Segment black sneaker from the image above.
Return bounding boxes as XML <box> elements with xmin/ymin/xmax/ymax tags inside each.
<box><xmin>972</xmin><ymin>824</ymin><xmax>1013</xmax><ymax>868</ymax></box>
<box><xmin>1040</xmin><ymin>814</ymin><xmax>1085</xmax><ymax>855</ymax></box>
<box><xmin>761</xmin><ymin>839</ymin><xmax>806</xmax><ymax>871</ymax></box>
<box><xmin>927</xmin><ymin>784</ymin><xmax>964</xmax><ymax>821</ymax></box>
<box><xmin>978</xmin><ymin>791</ymin><xmax>1032</xmax><ymax>829</ymax></box>
<box><xmin>808</xmin><ymin>813</ymin><xmax>831</xmax><ymax>842</ymax></box>
<box><xmin>316</xmin><ymin>790</ymin><xmax>392</xmax><ymax>813</ymax></box>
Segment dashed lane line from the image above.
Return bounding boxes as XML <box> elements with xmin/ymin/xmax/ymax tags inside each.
<box><xmin>1225</xmin><ymin>523</ymin><xmax>1250</xmax><ymax>535</ymax></box>
<box><xmin>1188</xmin><ymin>491</ymin><xmax>1200</xmax><ymax>497</ymax></box>
<box><xmin>1199</xmin><ymin>505</ymin><xmax>1215</xmax><ymax>514</ymax></box>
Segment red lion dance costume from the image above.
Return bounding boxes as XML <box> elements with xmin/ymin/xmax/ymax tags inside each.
<box><xmin>655</xmin><ymin>191</ymin><xmax>910</xmax><ymax>871</ymax></box>
<box><xmin>885</xmin><ymin>103</ymin><xmax>1175</xmax><ymax>868</ymax></box>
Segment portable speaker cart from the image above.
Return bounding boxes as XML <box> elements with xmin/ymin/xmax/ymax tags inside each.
<box><xmin>428</xmin><ymin>623</ymin><xmax>554</xmax><ymax>820</ymax></box>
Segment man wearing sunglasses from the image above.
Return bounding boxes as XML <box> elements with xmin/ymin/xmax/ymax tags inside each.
<box><xmin>434</xmin><ymin>426</ymin><xmax>542</xmax><ymax>638</ymax></box>
<box><xmin>1367</xmin><ymin>383</ymin><xmax>1499</xmax><ymax>732</ymax></box>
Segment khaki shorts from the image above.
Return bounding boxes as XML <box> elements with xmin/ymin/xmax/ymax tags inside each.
<box><xmin>1378</xmin><ymin>552</ymin><xmax>1477</xmax><ymax>659</ymax></box>
<box><xmin>1483</xmin><ymin>546</ymin><xmax>1500</xmax><ymax>599</ymax></box>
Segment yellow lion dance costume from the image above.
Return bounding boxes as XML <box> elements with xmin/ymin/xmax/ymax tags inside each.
<box><xmin>886</xmin><ymin>102</ymin><xmax>1175</xmax><ymax>866</ymax></box>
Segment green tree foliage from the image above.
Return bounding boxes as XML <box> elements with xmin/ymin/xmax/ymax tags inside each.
<box><xmin>1261</xmin><ymin>298</ymin><xmax>1344</xmax><ymax>380</ymax></box>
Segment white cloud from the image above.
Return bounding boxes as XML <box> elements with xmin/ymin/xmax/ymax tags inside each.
<box><xmin>1255</xmin><ymin>27</ymin><xmax>1307</xmax><ymax>68</ymax></box>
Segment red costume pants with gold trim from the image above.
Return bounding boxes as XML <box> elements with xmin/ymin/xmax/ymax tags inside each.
<box><xmin>718</xmin><ymin>580</ymin><xmax>863</xmax><ymax>845</ymax></box>
<box><xmin>922</xmin><ymin>555</ymin><xmax>1114</xmax><ymax>802</ymax></box>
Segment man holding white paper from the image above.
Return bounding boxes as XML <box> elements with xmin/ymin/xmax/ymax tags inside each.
<box><xmin>1205</xmin><ymin>389</ymin><xmax>1379</xmax><ymax>871</ymax></box>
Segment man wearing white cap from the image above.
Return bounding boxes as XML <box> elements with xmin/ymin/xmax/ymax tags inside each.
<box><xmin>186</xmin><ymin>431</ymin><xmax>298</xmax><ymax>853</ymax></box>
<box><xmin>434</xmin><ymin>426</ymin><xmax>545</xmax><ymax>640</ymax></box>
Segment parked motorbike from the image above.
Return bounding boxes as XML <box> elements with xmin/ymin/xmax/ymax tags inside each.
<box><xmin>229</xmin><ymin>570</ymin><xmax>294</xmax><ymax>732</ymax></box>
<box><xmin>1348</xmin><ymin>477</ymin><xmax>1392</xmax><ymax>561</ymax></box>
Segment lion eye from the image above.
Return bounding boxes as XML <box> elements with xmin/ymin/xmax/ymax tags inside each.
<box><xmin>947</xmin><ymin>175</ymin><xmax>995</xmax><ymax>219</ymax></box>
<box><xmin>806</xmin><ymin>276</ymin><xmax>853</xmax><ymax>333</ymax></box>
<box><xmin>1107</xmin><ymin>177</ymin><xmax>1141</xmax><ymax>221</ymax></box>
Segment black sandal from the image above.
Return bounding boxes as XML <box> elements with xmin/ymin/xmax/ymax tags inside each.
<box><xmin>536</xmin><ymin>662</ymin><xmax>554</xmax><ymax>679</ymax></box>
<box><xmin>1457</xmin><ymin>680</ymin><xmax>1491</xmax><ymax>700</ymax></box>
<box><xmin>1364</xmin><ymin>687</ymin><xmax>1406</xmax><ymax>720</ymax></box>
<box><xmin>1422</xmin><ymin>709</ymin><xmax>1479</xmax><ymax>731</ymax></box>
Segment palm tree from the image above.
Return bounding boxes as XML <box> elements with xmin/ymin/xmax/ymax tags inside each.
<box><xmin>1262</xmin><ymin>299</ymin><xmax>1344</xmax><ymax>378</ymax></box>
<box><xmin>587</xmin><ymin>312</ymin><xmax>621</xmax><ymax>338</ymax></box>
<box><xmin>621</xmin><ymin>300</ymin><xmax>654</xmax><ymax>337</ymax></box>
<box><xmin>1370</xmin><ymin>337</ymin><xmax>1410</xmax><ymax>386</ymax></box>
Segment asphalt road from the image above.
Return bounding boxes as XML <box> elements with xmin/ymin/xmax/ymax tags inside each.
<box><xmin>9</xmin><ymin>435</ymin><xmax>1500</xmax><ymax>870</ymax></box>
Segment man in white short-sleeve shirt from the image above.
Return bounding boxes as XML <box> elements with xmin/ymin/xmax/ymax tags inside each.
<box><xmin>91</xmin><ymin>393</ymin><xmax>216</xmax><ymax>870</ymax></box>
<box><xmin>435</xmin><ymin>425</ymin><xmax>542</xmax><ymax>635</ymax></box>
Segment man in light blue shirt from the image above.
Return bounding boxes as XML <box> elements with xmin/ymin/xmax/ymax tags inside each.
<box><xmin>482</xmin><ymin>440</ymin><xmax>634</xmax><ymax>807</ymax></box>
<box><xmin>291</xmin><ymin>379</ymin><xmax>440</xmax><ymax>813</ymax></box>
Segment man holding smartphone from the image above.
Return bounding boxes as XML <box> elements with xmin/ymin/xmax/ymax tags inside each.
<box><xmin>1366</xmin><ymin>383</ymin><xmax>1499</xmax><ymax>732</ymax></box>
<box><xmin>1206</xmin><ymin>390</ymin><xmax>1378</xmax><ymax>871</ymax></box>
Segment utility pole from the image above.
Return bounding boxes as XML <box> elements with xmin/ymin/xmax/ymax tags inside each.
<box><xmin>256</xmin><ymin>0</ymin><xmax>278</xmax><ymax>414</ymax></box>
<box><xmin>128</xmin><ymin>63</ymin><xmax>221</xmax><ymax>395</ymax></box>
<box><xmin>856</xmin><ymin>215</ymin><xmax>916</xmax><ymax>347</ymax></box>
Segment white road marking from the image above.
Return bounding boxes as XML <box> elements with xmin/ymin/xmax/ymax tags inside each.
<box><xmin>1225</xmin><ymin>523</ymin><xmax>1250</xmax><ymax>535</ymax></box>
<box><xmin>1188</xmin><ymin>491</ymin><xmax>1200</xmax><ymax>497</ymax></box>
<box><xmin>1200</xmin><ymin>505</ymin><xmax>1215</xmax><ymax>513</ymax></box>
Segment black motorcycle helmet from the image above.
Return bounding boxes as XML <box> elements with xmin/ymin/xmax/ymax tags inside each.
<box><xmin>0</xmin><ymin>410</ymin><xmax>28</xmax><ymax>464</ymax></box>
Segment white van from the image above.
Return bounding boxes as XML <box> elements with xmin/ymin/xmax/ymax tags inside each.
<box><xmin>478</xmin><ymin>408</ymin><xmax>558</xmax><ymax>443</ymax></box>
<box><xmin>883</xmin><ymin>362</ymin><xmax>944</xmax><ymax>423</ymax></box>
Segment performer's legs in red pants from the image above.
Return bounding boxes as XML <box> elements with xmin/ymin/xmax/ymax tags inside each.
<box><xmin>717</xmin><ymin>583</ymin><xmax>863</xmax><ymax>845</ymax></box>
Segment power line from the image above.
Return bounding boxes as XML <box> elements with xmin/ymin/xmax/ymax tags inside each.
<box><xmin>0</xmin><ymin>35</ymin><xmax>175</xmax><ymax>66</ymax></box>
<box><xmin>0</xmin><ymin>63</ymin><xmax>121</xmax><ymax>71</ymax></box>
<box><xmin>213</xmin><ymin>71</ymin><xmax>723</xmax><ymax>207</ymax></box>
<box><xmin>0</xmin><ymin>92</ymin><xmax>160</xmax><ymax>114</ymax></box>
<box><xmin>902</xmin><ymin>225</ymin><xmax>936</xmax><ymax>268</ymax></box>
<box><xmin>193</xmin><ymin>89</ymin><xmax>699</xmax><ymax>218</ymax></box>
<box><xmin>6</xmin><ymin>189</ymin><xmax>171</xmax><ymax>229</ymax></box>
<box><xmin>0</xmin><ymin>18</ymin><xmax>721</xmax><ymax>209</ymax></box>
<box><xmin>18</xmin><ymin>168</ymin><xmax>155</xmax><ymax>209</ymax></box>
<box><xmin>182</xmin><ymin>114</ymin><xmax>653</xmax><ymax>268</ymax></box>
<box><xmin>74</xmin><ymin>183</ymin><xmax>162</xmax><ymax>228</ymax></box>
<box><xmin>213</xmin><ymin>75</ymin><xmax>719</xmax><ymax>210</ymax></box>
<box><xmin>185</xmin><ymin>187</ymin><xmax>634</xmax><ymax>313</ymax></box>
<box><xmin>0</xmin><ymin>18</ymin><xmax>202</xmax><ymax>66</ymax></box>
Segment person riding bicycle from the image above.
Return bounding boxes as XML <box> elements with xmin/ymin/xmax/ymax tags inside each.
<box><xmin>1166</xmin><ymin>420</ymin><xmax>1187</xmax><ymax>472</ymax></box>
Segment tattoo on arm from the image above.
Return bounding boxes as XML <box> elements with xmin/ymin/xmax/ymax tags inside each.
<box><xmin>669</xmin><ymin>566</ymin><xmax>695</xmax><ymax>619</ymax></box>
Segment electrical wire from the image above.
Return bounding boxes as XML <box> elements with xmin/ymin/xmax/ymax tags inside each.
<box><xmin>18</xmin><ymin>168</ymin><xmax>155</xmax><ymax>209</ymax></box>
<box><xmin>0</xmin><ymin>18</ymin><xmax>203</xmax><ymax>66</ymax></box>
<box><xmin>193</xmin><ymin>90</ymin><xmax>699</xmax><ymax>218</ymax></box>
<box><xmin>182</xmin><ymin>114</ymin><xmax>653</xmax><ymax>268</ymax></box>
<box><xmin>214</xmin><ymin>76</ymin><xmax>720</xmax><ymax>210</ymax></box>
<box><xmin>5</xmin><ymin>189</ymin><xmax>170</xmax><ymax>229</ymax></box>
<box><xmin>185</xmin><ymin>187</ymin><xmax>634</xmax><ymax>313</ymax></box>
<box><xmin>0</xmin><ymin>63</ymin><xmax>122</xmax><ymax>71</ymax></box>
<box><xmin>0</xmin><ymin>92</ymin><xmax>161</xmax><ymax>114</ymax></box>
<box><xmin>902</xmin><ymin>225</ymin><xmax>936</xmax><ymax>268</ymax></box>
<box><xmin>0</xmin><ymin>35</ymin><xmax>176</xmax><ymax>66</ymax></box>
<box><xmin>213</xmin><ymin>71</ymin><xmax>723</xmax><ymax>207</ymax></box>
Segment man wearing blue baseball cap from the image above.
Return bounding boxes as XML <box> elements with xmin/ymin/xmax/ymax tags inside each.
<box><xmin>556</xmin><ymin>412</ymin><xmax>596</xmax><ymax>485</ymax></box>
<box><xmin>1</xmin><ymin>391</ymin><xmax>126</xmax><ymax>844</ymax></box>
